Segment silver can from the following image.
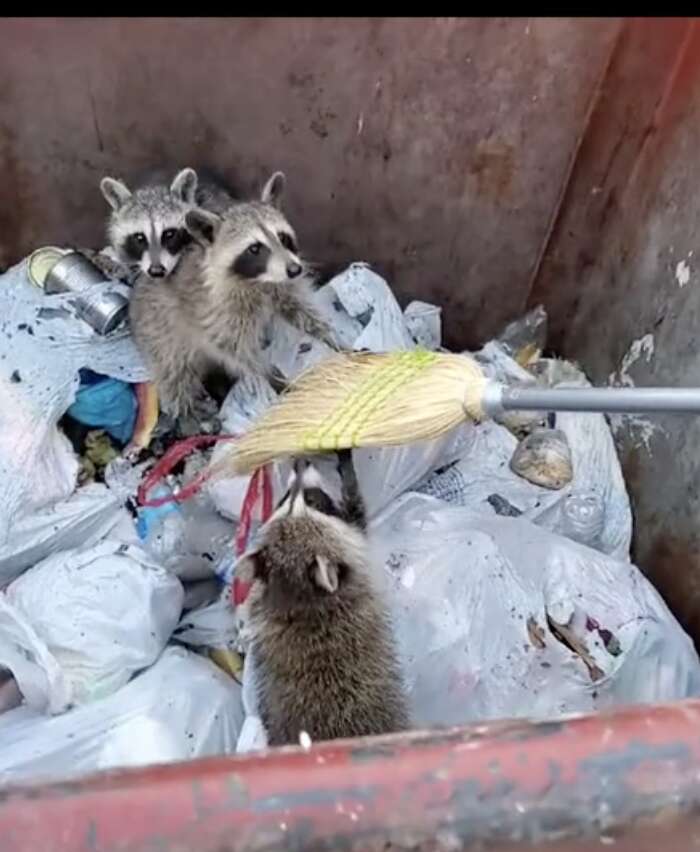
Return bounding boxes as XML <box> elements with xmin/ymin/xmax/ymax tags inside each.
<box><xmin>33</xmin><ymin>249</ymin><xmax>129</xmax><ymax>335</ymax></box>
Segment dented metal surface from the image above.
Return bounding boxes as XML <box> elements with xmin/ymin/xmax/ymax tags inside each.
<box><xmin>0</xmin><ymin>17</ymin><xmax>618</xmax><ymax>349</ymax></box>
<box><xmin>531</xmin><ymin>17</ymin><xmax>700</xmax><ymax>644</ymax></box>
<box><xmin>2</xmin><ymin>15</ymin><xmax>700</xmax><ymax>851</ymax></box>
<box><xmin>3</xmin><ymin>701</ymin><xmax>700</xmax><ymax>850</ymax></box>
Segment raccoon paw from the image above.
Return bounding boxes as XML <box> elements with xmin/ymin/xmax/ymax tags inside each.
<box><xmin>267</xmin><ymin>366</ymin><xmax>289</xmax><ymax>395</ymax></box>
<box><xmin>77</xmin><ymin>248</ymin><xmax>130</xmax><ymax>282</ymax></box>
<box><xmin>177</xmin><ymin>392</ymin><xmax>222</xmax><ymax>436</ymax></box>
<box><xmin>177</xmin><ymin>411</ymin><xmax>222</xmax><ymax>438</ymax></box>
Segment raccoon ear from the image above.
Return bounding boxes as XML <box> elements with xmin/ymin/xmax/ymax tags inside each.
<box><xmin>261</xmin><ymin>171</ymin><xmax>286</xmax><ymax>208</ymax></box>
<box><xmin>313</xmin><ymin>555</ymin><xmax>339</xmax><ymax>594</ymax></box>
<box><xmin>100</xmin><ymin>177</ymin><xmax>132</xmax><ymax>211</ymax></box>
<box><xmin>185</xmin><ymin>208</ymin><xmax>221</xmax><ymax>244</ymax></box>
<box><xmin>171</xmin><ymin>168</ymin><xmax>198</xmax><ymax>204</ymax></box>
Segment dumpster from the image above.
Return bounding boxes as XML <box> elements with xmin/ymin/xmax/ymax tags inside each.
<box><xmin>3</xmin><ymin>15</ymin><xmax>700</xmax><ymax>850</ymax></box>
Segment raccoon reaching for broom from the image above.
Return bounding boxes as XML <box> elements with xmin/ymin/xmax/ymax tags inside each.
<box><xmin>128</xmin><ymin>170</ymin><xmax>338</xmax><ymax>418</ymax></box>
<box><xmin>234</xmin><ymin>449</ymin><xmax>409</xmax><ymax>746</ymax></box>
<box><xmin>98</xmin><ymin>167</ymin><xmax>235</xmax><ymax>281</ymax></box>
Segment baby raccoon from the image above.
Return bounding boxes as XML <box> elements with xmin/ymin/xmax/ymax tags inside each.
<box><xmin>100</xmin><ymin>167</ymin><xmax>234</xmax><ymax>280</ymax></box>
<box><xmin>235</xmin><ymin>450</ymin><xmax>409</xmax><ymax>747</ymax></box>
<box><xmin>129</xmin><ymin>170</ymin><xmax>336</xmax><ymax>418</ymax></box>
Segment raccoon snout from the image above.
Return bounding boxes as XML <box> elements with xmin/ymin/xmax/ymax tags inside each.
<box><xmin>286</xmin><ymin>262</ymin><xmax>302</xmax><ymax>279</ymax></box>
<box><xmin>148</xmin><ymin>263</ymin><xmax>166</xmax><ymax>278</ymax></box>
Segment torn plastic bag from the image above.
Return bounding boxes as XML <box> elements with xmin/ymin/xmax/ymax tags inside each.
<box><xmin>370</xmin><ymin>493</ymin><xmax>700</xmax><ymax>727</ymax></box>
<box><xmin>0</xmin><ymin>260</ymin><xmax>148</xmax><ymax>547</ymax></box>
<box><xmin>0</xmin><ymin>483</ymin><xmax>126</xmax><ymax>588</ymax></box>
<box><xmin>0</xmin><ymin>647</ymin><xmax>244</xmax><ymax>783</ymax></box>
<box><xmin>207</xmin><ymin>263</ymin><xmax>462</xmax><ymax>522</ymax></box>
<box><xmin>0</xmin><ymin>540</ymin><xmax>183</xmax><ymax>713</ymax></box>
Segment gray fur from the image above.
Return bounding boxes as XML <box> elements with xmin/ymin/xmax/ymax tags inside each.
<box><xmin>128</xmin><ymin>172</ymin><xmax>336</xmax><ymax>418</ymax></box>
<box><xmin>260</xmin><ymin>171</ymin><xmax>286</xmax><ymax>208</ymax></box>
<box><xmin>99</xmin><ymin>168</ymin><xmax>235</xmax><ymax>279</ymax></box>
<box><xmin>238</xmin><ymin>453</ymin><xmax>409</xmax><ymax>746</ymax></box>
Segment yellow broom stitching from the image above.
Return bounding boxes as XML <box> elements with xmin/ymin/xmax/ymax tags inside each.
<box><xmin>301</xmin><ymin>350</ymin><xmax>439</xmax><ymax>451</ymax></box>
<box><xmin>312</xmin><ymin>359</ymin><xmax>419</xmax><ymax>451</ymax></box>
<box><xmin>301</xmin><ymin>352</ymin><xmax>424</xmax><ymax>450</ymax></box>
<box><xmin>310</xmin><ymin>356</ymin><xmax>429</xmax><ymax>449</ymax></box>
<box><xmin>222</xmin><ymin>350</ymin><xmax>488</xmax><ymax>474</ymax></box>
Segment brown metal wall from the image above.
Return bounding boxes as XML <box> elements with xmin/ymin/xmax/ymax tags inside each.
<box><xmin>0</xmin><ymin>16</ymin><xmax>618</xmax><ymax>349</ymax></box>
<box><xmin>7</xmin><ymin>17</ymin><xmax>700</xmax><ymax>850</ymax></box>
<box><xmin>530</xmin><ymin>18</ymin><xmax>700</xmax><ymax>641</ymax></box>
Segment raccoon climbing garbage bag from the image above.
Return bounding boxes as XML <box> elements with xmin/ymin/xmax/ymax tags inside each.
<box><xmin>370</xmin><ymin>493</ymin><xmax>700</xmax><ymax>727</ymax></box>
<box><xmin>0</xmin><ymin>647</ymin><xmax>245</xmax><ymax>784</ymax></box>
<box><xmin>0</xmin><ymin>540</ymin><xmax>183</xmax><ymax>714</ymax></box>
<box><xmin>207</xmin><ymin>262</ymin><xmax>464</xmax><ymax>522</ymax></box>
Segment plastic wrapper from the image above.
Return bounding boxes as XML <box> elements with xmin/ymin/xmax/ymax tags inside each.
<box><xmin>0</xmin><ymin>540</ymin><xmax>183</xmax><ymax>713</ymax></box>
<box><xmin>0</xmin><ymin>647</ymin><xmax>244</xmax><ymax>783</ymax></box>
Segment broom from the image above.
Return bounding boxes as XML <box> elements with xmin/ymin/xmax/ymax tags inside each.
<box><xmin>217</xmin><ymin>349</ymin><xmax>700</xmax><ymax>475</ymax></box>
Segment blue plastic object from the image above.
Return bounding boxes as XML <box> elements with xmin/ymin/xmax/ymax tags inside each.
<box><xmin>68</xmin><ymin>369</ymin><xmax>137</xmax><ymax>444</ymax></box>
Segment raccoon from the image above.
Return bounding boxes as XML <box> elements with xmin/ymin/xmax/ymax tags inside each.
<box><xmin>128</xmin><ymin>170</ymin><xmax>337</xmax><ymax>418</ymax></box>
<box><xmin>235</xmin><ymin>450</ymin><xmax>409</xmax><ymax>747</ymax></box>
<box><xmin>99</xmin><ymin>167</ymin><xmax>235</xmax><ymax>280</ymax></box>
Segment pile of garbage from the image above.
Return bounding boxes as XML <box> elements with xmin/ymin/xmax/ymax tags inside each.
<box><xmin>0</xmin><ymin>255</ymin><xmax>698</xmax><ymax>783</ymax></box>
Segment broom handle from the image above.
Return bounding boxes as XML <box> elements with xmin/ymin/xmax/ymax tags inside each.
<box><xmin>481</xmin><ymin>382</ymin><xmax>700</xmax><ymax>416</ymax></box>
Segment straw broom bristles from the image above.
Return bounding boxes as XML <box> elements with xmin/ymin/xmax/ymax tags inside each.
<box><xmin>216</xmin><ymin>349</ymin><xmax>489</xmax><ymax>476</ymax></box>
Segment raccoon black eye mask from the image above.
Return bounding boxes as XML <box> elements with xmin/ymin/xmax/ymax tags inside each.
<box><xmin>232</xmin><ymin>243</ymin><xmax>272</xmax><ymax>279</ymax></box>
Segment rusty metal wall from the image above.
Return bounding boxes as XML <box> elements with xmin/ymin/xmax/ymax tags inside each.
<box><xmin>7</xmin><ymin>16</ymin><xmax>700</xmax><ymax>851</ymax></box>
<box><xmin>530</xmin><ymin>18</ymin><xmax>700</xmax><ymax>642</ymax></box>
<box><xmin>0</xmin><ymin>17</ymin><xmax>618</xmax><ymax>349</ymax></box>
<box><xmin>3</xmin><ymin>700</ymin><xmax>700</xmax><ymax>851</ymax></box>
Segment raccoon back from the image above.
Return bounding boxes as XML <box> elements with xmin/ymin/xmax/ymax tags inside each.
<box><xmin>252</xmin><ymin>593</ymin><xmax>409</xmax><ymax>746</ymax></box>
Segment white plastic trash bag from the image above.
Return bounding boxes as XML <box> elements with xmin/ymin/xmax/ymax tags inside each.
<box><xmin>0</xmin><ymin>259</ymin><xmax>148</xmax><ymax>547</ymax></box>
<box><xmin>0</xmin><ymin>540</ymin><xmax>183</xmax><ymax>713</ymax></box>
<box><xmin>174</xmin><ymin>597</ymin><xmax>239</xmax><ymax>650</ymax></box>
<box><xmin>371</xmin><ymin>493</ymin><xmax>700</xmax><ymax>727</ymax></box>
<box><xmin>0</xmin><ymin>647</ymin><xmax>244</xmax><ymax>783</ymax></box>
<box><xmin>0</xmin><ymin>483</ymin><xmax>127</xmax><ymax>589</ymax></box>
<box><xmin>421</xmin><ymin>342</ymin><xmax>633</xmax><ymax>560</ymax></box>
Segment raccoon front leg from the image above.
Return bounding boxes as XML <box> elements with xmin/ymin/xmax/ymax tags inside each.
<box><xmin>75</xmin><ymin>247</ymin><xmax>132</xmax><ymax>282</ymax></box>
<box><xmin>144</xmin><ymin>347</ymin><xmax>209</xmax><ymax>420</ymax></box>
<box><xmin>337</xmin><ymin>449</ymin><xmax>367</xmax><ymax>531</ymax></box>
<box><xmin>274</xmin><ymin>288</ymin><xmax>339</xmax><ymax>351</ymax></box>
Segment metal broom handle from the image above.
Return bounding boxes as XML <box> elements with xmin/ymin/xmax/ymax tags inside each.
<box><xmin>481</xmin><ymin>382</ymin><xmax>700</xmax><ymax>416</ymax></box>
